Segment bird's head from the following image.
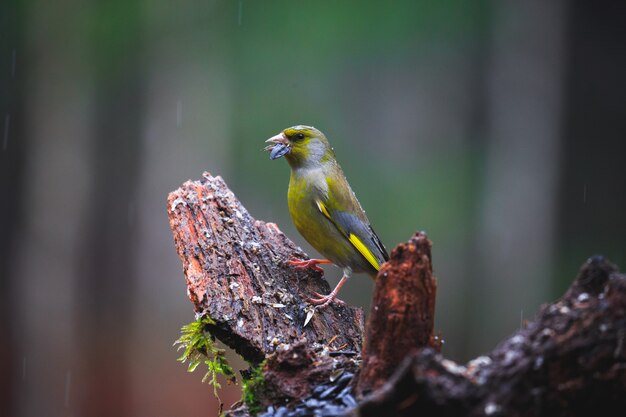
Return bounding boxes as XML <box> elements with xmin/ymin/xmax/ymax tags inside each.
<box><xmin>265</xmin><ymin>125</ymin><xmax>335</xmax><ymax>168</ymax></box>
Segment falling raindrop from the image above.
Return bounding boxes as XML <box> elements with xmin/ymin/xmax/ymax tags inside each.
<box><xmin>22</xmin><ymin>357</ymin><xmax>26</xmax><ymax>380</ymax></box>
<box><xmin>583</xmin><ymin>183</ymin><xmax>587</xmax><ymax>203</ymax></box>
<box><xmin>176</xmin><ymin>100</ymin><xmax>182</xmax><ymax>127</ymax></box>
<box><xmin>64</xmin><ymin>370</ymin><xmax>72</xmax><ymax>407</ymax></box>
<box><xmin>3</xmin><ymin>114</ymin><xmax>10</xmax><ymax>150</ymax></box>
<box><xmin>238</xmin><ymin>0</ymin><xmax>243</xmax><ymax>26</ymax></box>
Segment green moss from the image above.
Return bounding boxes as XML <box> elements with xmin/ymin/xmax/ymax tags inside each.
<box><xmin>174</xmin><ymin>316</ymin><xmax>269</xmax><ymax>414</ymax></box>
<box><xmin>174</xmin><ymin>315</ymin><xmax>235</xmax><ymax>399</ymax></box>
<box><xmin>241</xmin><ymin>361</ymin><xmax>266</xmax><ymax>415</ymax></box>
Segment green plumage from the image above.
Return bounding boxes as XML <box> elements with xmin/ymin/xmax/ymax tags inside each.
<box><xmin>266</xmin><ymin>125</ymin><xmax>388</xmax><ymax>279</ymax></box>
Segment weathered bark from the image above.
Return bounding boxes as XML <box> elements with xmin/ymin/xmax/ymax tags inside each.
<box><xmin>357</xmin><ymin>231</ymin><xmax>440</xmax><ymax>396</ymax></box>
<box><xmin>354</xmin><ymin>256</ymin><xmax>626</xmax><ymax>417</ymax></box>
<box><xmin>168</xmin><ymin>173</ymin><xmax>626</xmax><ymax>417</ymax></box>
<box><xmin>167</xmin><ymin>172</ymin><xmax>364</xmax><ymax>364</ymax></box>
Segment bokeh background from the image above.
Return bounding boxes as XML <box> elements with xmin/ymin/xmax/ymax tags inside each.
<box><xmin>1</xmin><ymin>0</ymin><xmax>625</xmax><ymax>416</ymax></box>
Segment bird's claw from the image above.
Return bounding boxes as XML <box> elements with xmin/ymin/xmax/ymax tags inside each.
<box><xmin>287</xmin><ymin>257</ymin><xmax>329</xmax><ymax>273</ymax></box>
<box><xmin>307</xmin><ymin>292</ymin><xmax>345</xmax><ymax>307</ymax></box>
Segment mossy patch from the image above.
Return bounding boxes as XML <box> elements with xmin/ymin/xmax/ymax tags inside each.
<box><xmin>174</xmin><ymin>315</ymin><xmax>235</xmax><ymax>399</ymax></box>
<box><xmin>241</xmin><ymin>361</ymin><xmax>266</xmax><ymax>415</ymax></box>
<box><xmin>175</xmin><ymin>315</ymin><xmax>271</xmax><ymax>415</ymax></box>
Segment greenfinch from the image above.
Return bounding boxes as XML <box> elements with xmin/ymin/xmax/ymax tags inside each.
<box><xmin>265</xmin><ymin>125</ymin><xmax>389</xmax><ymax>307</ymax></box>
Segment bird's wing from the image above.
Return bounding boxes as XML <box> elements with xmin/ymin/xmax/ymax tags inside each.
<box><xmin>316</xmin><ymin>171</ymin><xmax>389</xmax><ymax>272</ymax></box>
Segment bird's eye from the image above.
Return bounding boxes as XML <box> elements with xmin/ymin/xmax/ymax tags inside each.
<box><xmin>295</xmin><ymin>133</ymin><xmax>305</xmax><ymax>140</ymax></box>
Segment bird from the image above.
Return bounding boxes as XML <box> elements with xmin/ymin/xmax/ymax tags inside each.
<box><xmin>264</xmin><ymin>125</ymin><xmax>389</xmax><ymax>307</ymax></box>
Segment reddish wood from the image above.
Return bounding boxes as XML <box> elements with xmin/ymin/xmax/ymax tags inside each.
<box><xmin>167</xmin><ymin>173</ymin><xmax>364</xmax><ymax>363</ymax></box>
<box><xmin>168</xmin><ymin>174</ymin><xmax>626</xmax><ymax>417</ymax></box>
<box><xmin>354</xmin><ymin>256</ymin><xmax>626</xmax><ymax>417</ymax></box>
<box><xmin>356</xmin><ymin>231</ymin><xmax>440</xmax><ymax>395</ymax></box>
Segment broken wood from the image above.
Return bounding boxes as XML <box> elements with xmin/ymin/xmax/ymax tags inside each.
<box><xmin>357</xmin><ymin>231</ymin><xmax>440</xmax><ymax>396</ymax></box>
<box><xmin>354</xmin><ymin>256</ymin><xmax>626</xmax><ymax>417</ymax></box>
<box><xmin>167</xmin><ymin>173</ymin><xmax>626</xmax><ymax>417</ymax></box>
<box><xmin>167</xmin><ymin>172</ymin><xmax>364</xmax><ymax>365</ymax></box>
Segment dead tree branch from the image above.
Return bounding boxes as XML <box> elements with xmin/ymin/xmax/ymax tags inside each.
<box><xmin>354</xmin><ymin>256</ymin><xmax>626</xmax><ymax>417</ymax></box>
<box><xmin>357</xmin><ymin>231</ymin><xmax>441</xmax><ymax>396</ymax></box>
<box><xmin>167</xmin><ymin>173</ymin><xmax>364</xmax><ymax>364</ymax></box>
<box><xmin>167</xmin><ymin>173</ymin><xmax>626</xmax><ymax>417</ymax></box>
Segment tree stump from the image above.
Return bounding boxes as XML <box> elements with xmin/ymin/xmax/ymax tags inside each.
<box><xmin>167</xmin><ymin>173</ymin><xmax>363</xmax><ymax>408</ymax></box>
<box><xmin>167</xmin><ymin>173</ymin><xmax>626</xmax><ymax>417</ymax></box>
<box><xmin>357</xmin><ymin>231</ymin><xmax>441</xmax><ymax>396</ymax></box>
<box><xmin>167</xmin><ymin>172</ymin><xmax>364</xmax><ymax>363</ymax></box>
<box><xmin>354</xmin><ymin>256</ymin><xmax>626</xmax><ymax>417</ymax></box>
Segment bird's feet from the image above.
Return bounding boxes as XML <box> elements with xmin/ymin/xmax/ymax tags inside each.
<box><xmin>287</xmin><ymin>257</ymin><xmax>332</xmax><ymax>273</ymax></box>
<box><xmin>307</xmin><ymin>291</ymin><xmax>345</xmax><ymax>308</ymax></box>
<box><xmin>306</xmin><ymin>271</ymin><xmax>351</xmax><ymax>308</ymax></box>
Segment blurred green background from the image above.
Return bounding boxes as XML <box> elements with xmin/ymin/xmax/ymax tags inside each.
<box><xmin>1</xmin><ymin>0</ymin><xmax>625</xmax><ymax>416</ymax></box>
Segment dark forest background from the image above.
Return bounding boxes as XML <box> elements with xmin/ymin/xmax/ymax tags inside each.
<box><xmin>1</xmin><ymin>1</ymin><xmax>625</xmax><ymax>416</ymax></box>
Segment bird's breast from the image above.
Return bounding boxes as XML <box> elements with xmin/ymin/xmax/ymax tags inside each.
<box><xmin>288</xmin><ymin>168</ymin><xmax>328</xmax><ymax>228</ymax></box>
<box><xmin>287</xmin><ymin>168</ymin><xmax>359</xmax><ymax>269</ymax></box>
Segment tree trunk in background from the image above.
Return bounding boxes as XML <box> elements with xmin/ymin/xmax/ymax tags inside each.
<box><xmin>11</xmin><ymin>1</ymin><xmax>95</xmax><ymax>416</ymax></box>
<box><xmin>73</xmin><ymin>3</ymin><xmax>145</xmax><ymax>417</ymax></box>
<box><xmin>0</xmin><ymin>3</ymin><xmax>26</xmax><ymax>416</ymax></box>
<box><xmin>557</xmin><ymin>1</ymin><xmax>626</xmax><ymax>284</ymax></box>
<box><xmin>130</xmin><ymin>3</ymin><xmax>236</xmax><ymax>414</ymax></box>
<box><xmin>470</xmin><ymin>0</ymin><xmax>566</xmax><ymax>356</ymax></box>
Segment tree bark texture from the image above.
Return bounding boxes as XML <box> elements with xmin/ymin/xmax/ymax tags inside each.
<box><xmin>167</xmin><ymin>173</ymin><xmax>626</xmax><ymax>416</ymax></box>
<box><xmin>357</xmin><ymin>231</ymin><xmax>440</xmax><ymax>396</ymax></box>
<box><xmin>354</xmin><ymin>256</ymin><xmax>626</xmax><ymax>417</ymax></box>
<box><xmin>167</xmin><ymin>173</ymin><xmax>364</xmax><ymax>364</ymax></box>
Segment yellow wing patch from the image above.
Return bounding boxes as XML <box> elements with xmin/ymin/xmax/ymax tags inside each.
<box><xmin>316</xmin><ymin>200</ymin><xmax>380</xmax><ymax>271</ymax></box>
<box><xmin>316</xmin><ymin>200</ymin><xmax>331</xmax><ymax>218</ymax></box>
<box><xmin>349</xmin><ymin>233</ymin><xmax>381</xmax><ymax>271</ymax></box>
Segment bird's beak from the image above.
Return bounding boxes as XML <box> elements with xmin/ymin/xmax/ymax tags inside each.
<box><xmin>264</xmin><ymin>132</ymin><xmax>291</xmax><ymax>160</ymax></box>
